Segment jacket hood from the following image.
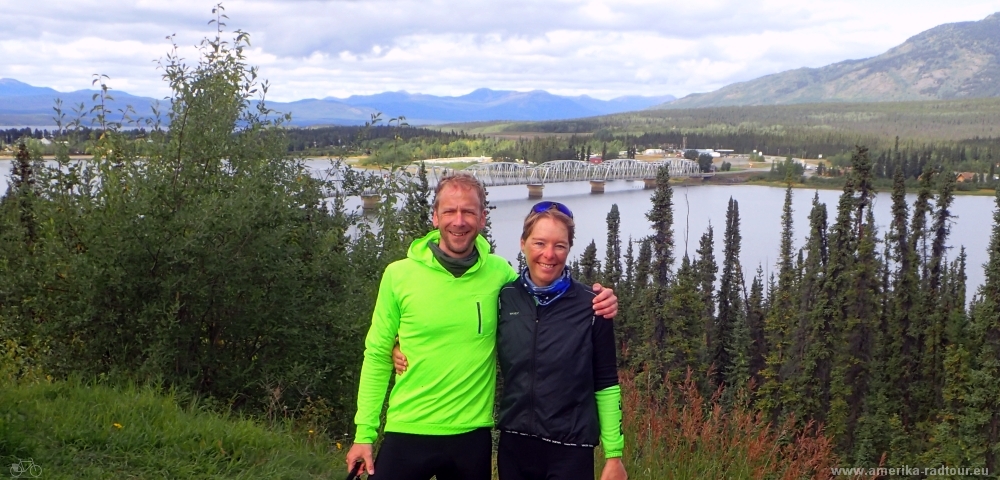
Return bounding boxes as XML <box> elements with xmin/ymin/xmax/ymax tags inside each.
<box><xmin>408</xmin><ymin>230</ymin><xmax>492</xmax><ymax>275</ymax></box>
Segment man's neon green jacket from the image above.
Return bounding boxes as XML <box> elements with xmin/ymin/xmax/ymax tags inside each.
<box><xmin>353</xmin><ymin>230</ymin><xmax>517</xmax><ymax>443</ymax></box>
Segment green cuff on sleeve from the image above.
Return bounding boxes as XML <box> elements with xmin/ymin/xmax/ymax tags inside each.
<box><xmin>595</xmin><ymin>384</ymin><xmax>624</xmax><ymax>458</ymax></box>
<box><xmin>354</xmin><ymin>425</ymin><xmax>378</xmax><ymax>444</ymax></box>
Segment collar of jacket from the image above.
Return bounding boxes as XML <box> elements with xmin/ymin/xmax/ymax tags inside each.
<box><xmin>408</xmin><ymin>230</ymin><xmax>491</xmax><ymax>276</ymax></box>
<box><xmin>513</xmin><ymin>271</ymin><xmax>581</xmax><ymax>302</ymax></box>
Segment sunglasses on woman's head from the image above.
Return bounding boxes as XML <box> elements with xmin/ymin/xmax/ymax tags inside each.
<box><xmin>530</xmin><ymin>201</ymin><xmax>574</xmax><ymax>219</ymax></box>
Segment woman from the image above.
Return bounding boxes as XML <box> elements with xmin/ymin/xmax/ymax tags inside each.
<box><xmin>395</xmin><ymin>201</ymin><xmax>627</xmax><ymax>480</ymax></box>
<box><xmin>495</xmin><ymin>201</ymin><xmax>626</xmax><ymax>480</ymax></box>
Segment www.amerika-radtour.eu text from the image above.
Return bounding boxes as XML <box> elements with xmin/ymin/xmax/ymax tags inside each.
<box><xmin>831</xmin><ymin>466</ymin><xmax>989</xmax><ymax>476</ymax></box>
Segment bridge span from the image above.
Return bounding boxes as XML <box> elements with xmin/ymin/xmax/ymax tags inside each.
<box><xmin>421</xmin><ymin>158</ymin><xmax>704</xmax><ymax>187</ymax></box>
<box><xmin>337</xmin><ymin>158</ymin><xmax>708</xmax><ymax>207</ymax></box>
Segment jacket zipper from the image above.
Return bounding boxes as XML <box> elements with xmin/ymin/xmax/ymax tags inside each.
<box><xmin>476</xmin><ymin>302</ymin><xmax>482</xmax><ymax>334</ymax></box>
<box><xmin>530</xmin><ymin>312</ymin><xmax>539</xmax><ymax>431</ymax></box>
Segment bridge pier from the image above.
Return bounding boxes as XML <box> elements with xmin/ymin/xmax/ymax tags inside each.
<box><xmin>527</xmin><ymin>184</ymin><xmax>544</xmax><ymax>199</ymax></box>
<box><xmin>643</xmin><ymin>178</ymin><xmax>657</xmax><ymax>189</ymax></box>
<box><xmin>589</xmin><ymin>180</ymin><xmax>605</xmax><ymax>194</ymax></box>
<box><xmin>362</xmin><ymin>194</ymin><xmax>381</xmax><ymax>210</ymax></box>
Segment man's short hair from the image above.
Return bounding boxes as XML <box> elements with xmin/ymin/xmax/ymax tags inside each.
<box><xmin>433</xmin><ymin>173</ymin><xmax>488</xmax><ymax>212</ymax></box>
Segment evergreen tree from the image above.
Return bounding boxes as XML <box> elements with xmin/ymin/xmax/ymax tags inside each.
<box><xmin>828</xmin><ymin>146</ymin><xmax>880</xmax><ymax>453</ymax></box>
<box><xmin>759</xmin><ymin>184</ymin><xmax>797</xmax><ymax>417</ymax></box>
<box><xmin>818</xmin><ymin>171</ymin><xmax>859</xmax><ymax>442</ymax></box>
<box><xmin>793</xmin><ymin>193</ymin><xmax>831</xmax><ymax>423</ymax></box>
<box><xmin>5</xmin><ymin>142</ymin><xmax>41</xmax><ymax>246</ymax></box>
<box><xmin>635</xmin><ymin>238</ymin><xmax>653</xmax><ymax>293</ymax></box>
<box><xmin>695</xmin><ymin>224</ymin><xmax>717</xmax><ymax>320</ymax></box>
<box><xmin>746</xmin><ymin>267</ymin><xmax>768</xmax><ymax>388</ymax></box>
<box><xmin>647</xmin><ymin>165</ymin><xmax>674</xmax><ymax>289</ymax></box>
<box><xmin>641</xmin><ymin>166</ymin><xmax>675</xmax><ymax>377</ymax></box>
<box><xmin>694</xmin><ymin>224</ymin><xmax>717</xmax><ymax>387</ymax></box>
<box><xmin>623</xmin><ymin>238</ymin><xmax>636</xmax><ymax>301</ymax></box>
<box><xmin>619</xmin><ymin>238</ymin><xmax>638</xmax><ymax>366</ymax></box>
<box><xmin>579</xmin><ymin>239</ymin><xmax>601</xmax><ymax>286</ymax></box>
<box><xmin>603</xmin><ymin>204</ymin><xmax>623</xmax><ymax>289</ymax></box>
<box><xmin>922</xmin><ymin>170</ymin><xmax>957</xmax><ymax>415</ymax></box>
<box><xmin>713</xmin><ymin>198</ymin><xmax>742</xmax><ymax>390</ymax></box>
<box><xmin>400</xmin><ymin>162</ymin><xmax>434</xmax><ymax>245</ymax></box>
<box><xmin>663</xmin><ymin>256</ymin><xmax>704</xmax><ymax>383</ymax></box>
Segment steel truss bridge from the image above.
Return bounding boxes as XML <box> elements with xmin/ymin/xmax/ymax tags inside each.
<box><xmin>420</xmin><ymin>159</ymin><xmax>704</xmax><ymax>187</ymax></box>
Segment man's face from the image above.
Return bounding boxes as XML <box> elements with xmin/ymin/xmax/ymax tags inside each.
<box><xmin>432</xmin><ymin>184</ymin><xmax>487</xmax><ymax>258</ymax></box>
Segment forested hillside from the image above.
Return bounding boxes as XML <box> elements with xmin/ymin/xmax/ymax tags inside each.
<box><xmin>663</xmin><ymin>12</ymin><xmax>1000</xmax><ymax>108</ymax></box>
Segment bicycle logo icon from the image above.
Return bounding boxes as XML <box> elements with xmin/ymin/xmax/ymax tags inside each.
<box><xmin>9</xmin><ymin>459</ymin><xmax>41</xmax><ymax>478</ymax></box>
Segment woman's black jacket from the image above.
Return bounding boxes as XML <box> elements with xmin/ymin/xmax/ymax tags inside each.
<box><xmin>496</xmin><ymin>277</ymin><xmax>618</xmax><ymax>447</ymax></box>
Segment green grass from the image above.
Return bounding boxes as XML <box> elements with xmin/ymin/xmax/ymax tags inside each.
<box><xmin>0</xmin><ymin>379</ymin><xmax>347</xmax><ymax>479</ymax></box>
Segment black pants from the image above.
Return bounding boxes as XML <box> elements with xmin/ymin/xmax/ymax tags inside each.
<box><xmin>497</xmin><ymin>431</ymin><xmax>595</xmax><ymax>480</ymax></box>
<box><xmin>369</xmin><ymin>428</ymin><xmax>492</xmax><ymax>480</ymax></box>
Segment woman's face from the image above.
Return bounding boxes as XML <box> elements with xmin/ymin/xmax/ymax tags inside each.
<box><xmin>520</xmin><ymin>216</ymin><xmax>571</xmax><ymax>287</ymax></box>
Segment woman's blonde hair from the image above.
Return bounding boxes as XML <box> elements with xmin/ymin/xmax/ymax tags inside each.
<box><xmin>521</xmin><ymin>206</ymin><xmax>575</xmax><ymax>248</ymax></box>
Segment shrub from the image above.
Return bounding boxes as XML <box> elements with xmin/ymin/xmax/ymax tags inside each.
<box><xmin>0</xmin><ymin>12</ymin><xmax>394</xmax><ymax>433</ymax></box>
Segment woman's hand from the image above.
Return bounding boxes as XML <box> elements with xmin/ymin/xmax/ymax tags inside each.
<box><xmin>392</xmin><ymin>344</ymin><xmax>408</xmax><ymax>375</ymax></box>
<box><xmin>600</xmin><ymin>457</ymin><xmax>627</xmax><ymax>480</ymax></box>
<box><xmin>592</xmin><ymin>284</ymin><xmax>618</xmax><ymax>318</ymax></box>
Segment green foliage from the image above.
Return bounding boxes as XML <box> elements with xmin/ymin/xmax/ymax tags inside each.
<box><xmin>579</xmin><ymin>240</ymin><xmax>601</xmax><ymax>286</ymax></box>
<box><xmin>0</xmin><ymin>13</ymin><xmax>406</xmax><ymax>435</ymax></box>
<box><xmin>602</xmin><ymin>205</ymin><xmax>623</xmax><ymax>290</ymax></box>
<box><xmin>697</xmin><ymin>153</ymin><xmax>714</xmax><ymax>173</ymax></box>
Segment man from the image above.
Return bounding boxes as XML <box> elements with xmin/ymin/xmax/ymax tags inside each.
<box><xmin>346</xmin><ymin>173</ymin><xmax>617</xmax><ymax>479</ymax></box>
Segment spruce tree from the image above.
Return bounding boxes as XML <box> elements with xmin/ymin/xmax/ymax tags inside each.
<box><xmin>793</xmin><ymin>193</ymin><xmax>831</xmax><ymax>423</ymax></box>
<box><xmin>759</xmin><ymin>184</ymin><xmax>797</xmax><ymax>417</ymax></box>
<box><xmin>603</xmin><ymin>204</ymin><xmax>623</xmax><ymax>289</ymax></box>
<box><xmin>663</xmin><ymin>256</ymin><xmax>704</xmax><ymax>383</ymax></box>
<box><xmin>828</xmin><ymin>147</ymin><xmax>881</xmax><ymax>453</ymax></box>
<box><xmin>400</xmin><ymin>162</ymin><xmax>434</xmax><ymax>246</ymax></box>
<box><xmin>922</xmin><ymin>171</ymin><xmax>957</xmax><ymax>415</ymax></box>
<box><xmin>713</xmin><ymin>198</ymin><xmax>742</xmax><ymax>390</ymax></box>
<box><xmin>819</xmin><ymin>172</ymin><xmax>858</xmax><ymax>442</ymax></box>
<box><xmin>635</xmin><ymin>238</ymin><xmax>652</xmax><ymax>292</ymax></box>
<box><xmin>579</xmin><ymin>239</ymin><xmax>601</xmax><ymax>286</ymax></box>
<box><xmin>623</xmin><ymin>238</ymin><xmax>636</xmax><ymax>301</ymax></box>
<box><xmin>647</xmin><ymin>165</ymin><xmax>674</xmax><ymax>289</ymax></box>
<box><xmin>642</xmin><ymin>165</ymin><xmax>675</xmax><ymax>376</ymax></box>
<box><xmin>619</xmin><ymin>238</ymin><xmax>638</xmax><ymax>366</ymax></box>
<box><xmin>694</xmin><ymin>224</ymin><xmax>717</xmax><ymax>386</ymax></box>
<box><xmin>746</xmin><ymin>267</ymin><xmax>768</xmax><ymax>388</ymax></box>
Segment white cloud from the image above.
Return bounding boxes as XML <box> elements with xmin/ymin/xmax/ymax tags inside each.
<box><xmin>0</xmin><ymin>0</ymin><xmax>996</xmax><ymax>101</ymax></box>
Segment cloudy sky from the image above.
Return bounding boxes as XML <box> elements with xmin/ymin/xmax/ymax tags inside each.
<box><xmin>2</xmin><ymin>0</ymin><xmax>997</xmax><ymax>101</ymax></box>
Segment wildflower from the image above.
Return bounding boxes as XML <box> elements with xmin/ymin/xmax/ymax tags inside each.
<box><xmin>336</xmin><ymin>442</ymin><xmax>342</xmax><ymax>450</ymax></box>
<box><xmin>113</xmin><ymin>423</ymin><xmax>123</xmax><ymax>429</ymax></box>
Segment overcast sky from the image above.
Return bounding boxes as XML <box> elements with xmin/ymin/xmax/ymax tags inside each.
<box><xmin>2</xmin><ymin>0</ymin><xmax>997</xmax><ymax>101</ymax></box>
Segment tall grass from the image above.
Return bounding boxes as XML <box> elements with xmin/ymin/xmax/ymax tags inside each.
<box><xmin>609</xmin><ymin>371</ymin><xmax>871</xmax><ymax>480</ymax></box>
<box><xmin>0</xmin><ymin>379</ymin><xmax>346</xmax><ymax>479</ymax></box>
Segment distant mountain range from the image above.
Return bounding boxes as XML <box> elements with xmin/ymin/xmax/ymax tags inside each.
<box><xmin>659</xmin><ymin>12</ymin><xmax>1000</xmax><ymax>109</ymax></box>
<box><xmin>6</xmin><ymin>11</ymin><xmax>998</xmax><ymax>125</ymax></box>
<box><xmin>0</xmin><ymin>79</ymin><xmax>162</xmax><ymax>127</ymax></box>
<box><xmin>0</xmin><ymin>79</ymin><xmax>675</xmax><ymax>127</ymax></box>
